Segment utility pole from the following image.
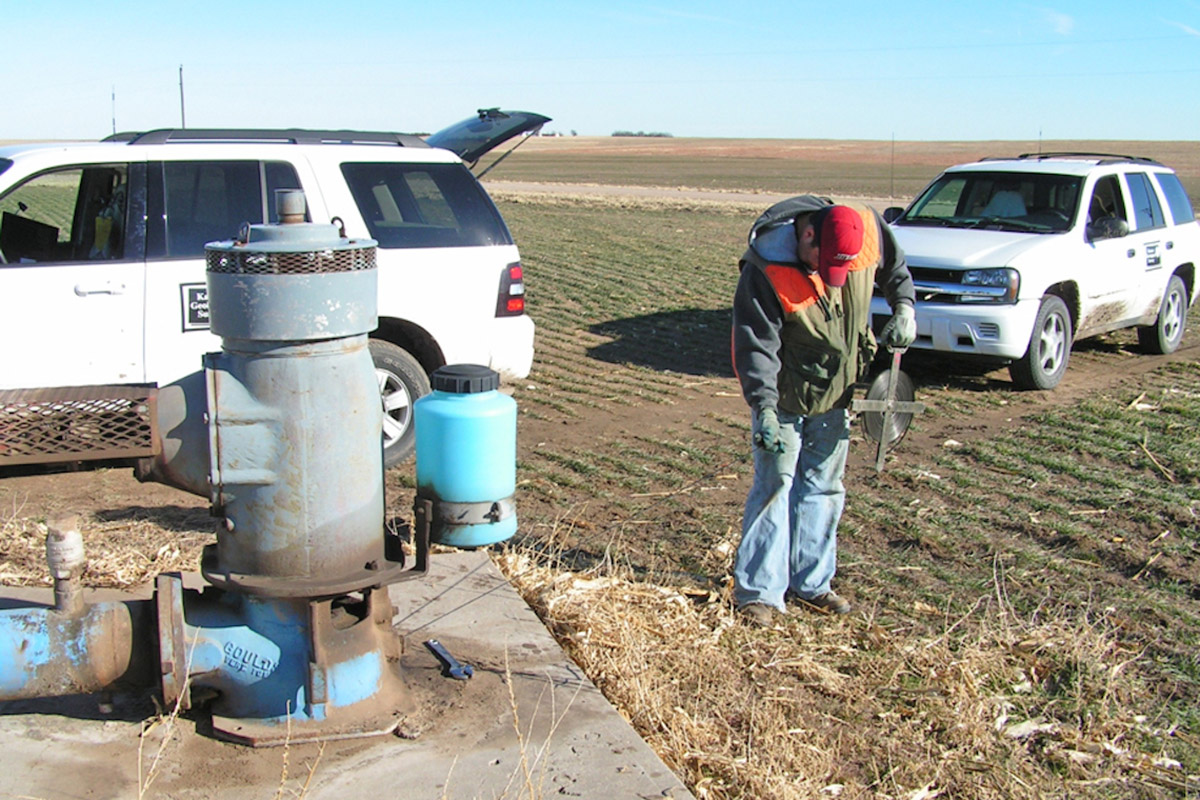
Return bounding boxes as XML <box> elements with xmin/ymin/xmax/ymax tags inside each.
<box><xmin>890</xmin><ymin>132</ymin><xmax>895</xmax><ymax>201</ymax></box>
<box><xmin>179</xmin><ymin>65</ymin><xmax>186</xmax><ymax>129</ymax></box>
<box><xmin>111</xmin><ymin>86</ymin><xmax>116</xmax><ymax>136</ymax></box>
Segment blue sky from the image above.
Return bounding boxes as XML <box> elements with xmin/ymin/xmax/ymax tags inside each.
<box><xmin>5</xmin><ymin>1</ymin><xmax>1199</xmax><ymax>141</ymax></box>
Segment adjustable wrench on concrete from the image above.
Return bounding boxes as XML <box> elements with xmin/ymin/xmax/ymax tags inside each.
<box><xmin>424</xmin><ymin>639</ymin><xmax>474</xmax><ymax>680</ymax></box>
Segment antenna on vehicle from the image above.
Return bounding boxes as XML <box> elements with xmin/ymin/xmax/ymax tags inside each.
<box><xmin>890</xmin><ymin>132</ymin><xmax>895</xmax><ymax>201</ymax></box>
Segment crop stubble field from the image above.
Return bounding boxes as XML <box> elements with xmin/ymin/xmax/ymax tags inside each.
<box><xmin>1</xmin><ymin>137</ymin><xmax>1199</xmax><ymax>798</ymax></box>
<box><xmin>485</xmin><ymin>136</ymin><xmax>1200</xmax><ymax>203</ymax></box>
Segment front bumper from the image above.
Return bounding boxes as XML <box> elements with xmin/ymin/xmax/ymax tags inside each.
<box><xmin>871</xmin><ymin>297</ymin><xmax>1040</xmax><ymax>360</ymax></box>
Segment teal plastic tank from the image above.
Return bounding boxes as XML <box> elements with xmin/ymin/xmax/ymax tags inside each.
<box><xmin>414</xmin><ymin>364</ymin><xmax>517</xmax><ymax>548</ymax></box>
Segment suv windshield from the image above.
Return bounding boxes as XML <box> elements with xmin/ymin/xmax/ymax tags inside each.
<box><xmin>341</xmin><ymin>162</ymin><xmax>512</xmax><ymax>249</ymax></box>
<box><xmin>901</xmin><ymin>170</ymin><xmax>1082</xmax><ymax>233</ymax></box>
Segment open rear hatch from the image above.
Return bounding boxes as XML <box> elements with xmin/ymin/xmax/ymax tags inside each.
<box><xmin>426</xmin><ymin>109</ymin><xmax>550</xmax><ymax>176</ymax></box>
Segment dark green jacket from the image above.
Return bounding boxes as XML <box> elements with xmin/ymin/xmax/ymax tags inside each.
<box><xmin>732</xmin><ymin>195</ymin><xmax>915</xmax><ymax>416</ymax></box>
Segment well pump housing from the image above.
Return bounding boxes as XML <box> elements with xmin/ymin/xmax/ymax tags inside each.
<box><xmin>0</xmin><ymin>191</ymin><xmax>433</xmax><ymax>745</ymax></box>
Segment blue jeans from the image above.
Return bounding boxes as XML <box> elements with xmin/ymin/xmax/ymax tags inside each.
<box><xmin>733</xmin><ymin>407</ymin><xmax>850</xmax><ymax>611</ymax></box>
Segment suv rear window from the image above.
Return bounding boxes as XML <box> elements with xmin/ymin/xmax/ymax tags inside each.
<box><xmin>1153</xmin><ymin>172</ymin><xmax>1196</xmax><ymax>225</ymax></box>
<box><xmin>341</xmin><ymin>162</ymin><xmax>512</xmax><ymax>249</ymax></box>
<box><xmin>1126</xmin><ymin>172</ymin><xmax>1166</xmax><ymax>231</ymax></box>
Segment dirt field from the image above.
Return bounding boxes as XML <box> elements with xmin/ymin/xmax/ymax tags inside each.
<box><xmin>486</xmin><ymin>135</ymin><xmax>1200</xmax><ymax>202</ymax></box>
<box><xmin>3</xmin><ymin>324</ymin><xmax>1193</xmax><ymax>582</ymax></box>
<box><xmin>3</xmin><ymin>302</ymin><xmax>1194</xmax><ymax>582</ymax></box>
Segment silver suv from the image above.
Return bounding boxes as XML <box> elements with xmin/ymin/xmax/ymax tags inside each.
<box><xmin>875</xmin><ymin>153</ymin><xmax>1198</xmax><ymax>389</ymax></box>
<box><xmin>0</xmin><ymin>110</ymin><xmax>548</xmax><ymax>467</ymax></box>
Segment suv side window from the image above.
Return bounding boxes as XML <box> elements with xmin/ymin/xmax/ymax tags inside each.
<box><xmin>1086</xmin><ymin>175</ymin><xmax>1127</xmax><ymax>225</ymax></box>
<box><xmin>340</xmin><ymin>162</ymin><xmax>512</xmax><ymax>249</ymax></box>
<box><xmin>1125</xmin><ymin>173</ymin><xmax>1166</xmax><ymax>231</ymax></box>
<box><xmin>146</xmin><ymin>160</ymin><xmax>302</xmax><ymax>258</ymax></box>
<box><xmin>0</xmin><ymin>164</ymin><xmax>129</xmax><ymax>264</ymax></box>
<box><xmin>1152</xmin><ymin>172</ymin><xmax>1195</xmax><ymax>226</ymax></box>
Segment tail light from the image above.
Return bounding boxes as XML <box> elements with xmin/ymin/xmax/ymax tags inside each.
<box><xmin>495</xmin><ymin>261</ymin><xmax>526</xmax><ymax>317</ymax></box>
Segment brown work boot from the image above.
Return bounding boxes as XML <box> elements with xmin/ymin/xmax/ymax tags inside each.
<box><xmin>738</xmin><ymin>602</ymin><xmax>781</xmax><ymax>627</ymax></box>
<box><xmin>795</xmin><ymin>591</ymin><xmax>851</xmax><ymax>615</ymax></box>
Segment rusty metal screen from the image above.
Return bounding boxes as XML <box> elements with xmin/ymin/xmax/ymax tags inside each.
<box><xmin>206</xmin><ymin>247</ymin><xmax>376</xmax><ymax>275</ymax></box>
<box><xmin>0</xmin><ymin>385</ymin><xmax>158</xmax><ymax>466</ymax></box>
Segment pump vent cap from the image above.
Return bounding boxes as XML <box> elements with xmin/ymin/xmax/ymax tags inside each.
<box><xmin>432</xmin><ymin>364</ymin><xmax>500</xmax><ymax>394</ymax></box>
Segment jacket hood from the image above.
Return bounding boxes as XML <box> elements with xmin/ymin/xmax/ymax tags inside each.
<box><xmin>745</xmin><ymin>194</ymin><xmax>833</xmax><ymax>267</ymax></box>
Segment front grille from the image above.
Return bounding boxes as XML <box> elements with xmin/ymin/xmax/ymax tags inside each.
<box><xmin>206</xmin><ymin>247</ymin><xmax>376</xmax><ymax>275</ymax></box>
<box><xmin>0</xmin><ymin>386</ymin><xmax>157</xmax><ymax>466</ymax></box>
<box><xmin>909</xmin><ymin>266</ymin><xmax>965</xmax><ymax>284</ymax></box>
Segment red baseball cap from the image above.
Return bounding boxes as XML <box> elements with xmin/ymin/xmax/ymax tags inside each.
<box><xmin>813</xmin><ymin>205</ymin><xmax>863</xmax><ymax>287</ymax></box>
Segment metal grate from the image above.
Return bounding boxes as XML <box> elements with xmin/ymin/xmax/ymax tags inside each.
<box><xmin>0</xmin><ymin>386</ymin><xmax>158</xmax><ymax>466</ymax></box>
<box><xmin>207</xmin><ymin>247</ymin><xmax>376</xmax><ymax>275</ymax></box>
<box><xmin>977</xmin><ymin>323</ymin><xmax>1001</xmax><ymax>339</ymax></box>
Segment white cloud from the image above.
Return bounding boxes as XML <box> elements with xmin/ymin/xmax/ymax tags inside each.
<box><xmin>1162</xmin><ymin>18</ymin><xmax>1200</xmax><ymax>36</ymax></box>
<box><xmin>1039</xmin><ymin>8</ymin><xmax>1075</xmax><ymax>36</ymax></box>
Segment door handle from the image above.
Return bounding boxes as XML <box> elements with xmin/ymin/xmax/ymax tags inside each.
<box><xmin>74</xmin><ymin>282</ymin><xmax>126</xmax><ymax>296</ymax></box>
<box><xmin>1126</xmin><ymin>249</ymin><xmax>1136</xmax><ymax>258</ymax></box>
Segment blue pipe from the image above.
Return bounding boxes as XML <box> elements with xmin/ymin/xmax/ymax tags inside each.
<box><xmin>0</xmin><ymin>600</ymin><xmax>153</xmax><ymax>701</ymax></box>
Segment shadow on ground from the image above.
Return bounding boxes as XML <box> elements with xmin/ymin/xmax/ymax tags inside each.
<box><xmin>93</xmin><ymin>505</ymin><xmax>214</xmax><ymax>533</ymax></box>
<box><xmin>891</xmin><ymin>349</ymin><xmax>1013</xmax><ymax>393</ymax></box>
<box><xmin>586</xmin><ymin>308</ymin><xmax>735</xmax><ymax>377</ymax></box>
<box><xmin>587</xmin><ymin>308</ymin><xmax>1013</xmax><ymax>391</ymax></box>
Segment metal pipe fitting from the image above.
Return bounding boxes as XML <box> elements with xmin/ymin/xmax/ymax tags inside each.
<box><xmin>45</xmin><ymin>515</ymin><xmax>86</xmax><ymax>615</ymax></box>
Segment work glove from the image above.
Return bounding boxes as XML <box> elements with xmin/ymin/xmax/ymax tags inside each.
<box><xmin>880</xmin><ymin>303</ymin><xmax>917</xmax><ymax>348</ymax></box>
<box><xmin>753</xmin><ymin>407</ymin><xmax>785</xmax><ymax>454</ymax></box>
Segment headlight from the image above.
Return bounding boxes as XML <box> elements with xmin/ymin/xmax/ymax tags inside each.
<box><xmin>960</xmin><ymin>268</ymin><xmax>1019</xmax><ymax>303</ymax></box>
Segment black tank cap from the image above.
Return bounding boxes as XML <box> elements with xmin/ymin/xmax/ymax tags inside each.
<box><xmin>432</xmin><ymin>364</ymin><xmax>500</xmax><ymax>394</ymax></box>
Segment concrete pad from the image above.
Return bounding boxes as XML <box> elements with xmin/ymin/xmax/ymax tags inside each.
<box><xmin>0</xmin><ymin>551</ymin><xmax>694</xmax><ymax>799</ymax></box>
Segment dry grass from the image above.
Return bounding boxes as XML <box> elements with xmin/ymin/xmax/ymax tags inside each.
<box><xmin>0</xmin><ymin>511</ymin><xmax>208</xmax><ymax>588</ymax></box>
<box><xmin>497</xmin><ymin>546</ymin><xmax>1196</xmax><ymax>799</ymax></box>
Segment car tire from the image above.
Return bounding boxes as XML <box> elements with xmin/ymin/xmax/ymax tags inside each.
<box><xmin>369</xmin><ymin>339</ymin><xmax>431</xmax><ymax>468</ymax></box>
<box><xmin>1010</xmin><ymin>295</ymin><xmax>1072</xmax><ymax>390</ymax></box>
<box><xmin>1137</xmin><ymin>274</ymin><xmax>1188</xmax><ymax>355</ymax></box>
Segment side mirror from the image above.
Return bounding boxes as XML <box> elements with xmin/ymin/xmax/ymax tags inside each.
<box><xmin>882</xmin><ymin>207</ymin><xmax>904</xmax><ymax>224</ymax></box>
<box><xmin>1087</xmin><ymin>216</ymin><xmax>1129</xmax><ymax>242</ymax></box>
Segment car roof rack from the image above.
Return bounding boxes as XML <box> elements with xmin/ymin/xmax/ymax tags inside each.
<box><xmin>102</xmin><ymin>128</ymin><xmax>430</xmax><ymax>147</ymax></box>
<box><xmin>987</xmin><ymin>151</ymin><xmax>1161</xmax><ymax>166</ymax></box>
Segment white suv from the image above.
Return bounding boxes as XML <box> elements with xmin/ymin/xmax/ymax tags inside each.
<box><xmin>0</xmin><ymin>111</ymin><xmax>547</xmax><ymax>467</ymax></box>
<box><xmin>874</xmin><ymin>153</ymin><xmax>1198</xmax><ymax>389</ymax></box>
